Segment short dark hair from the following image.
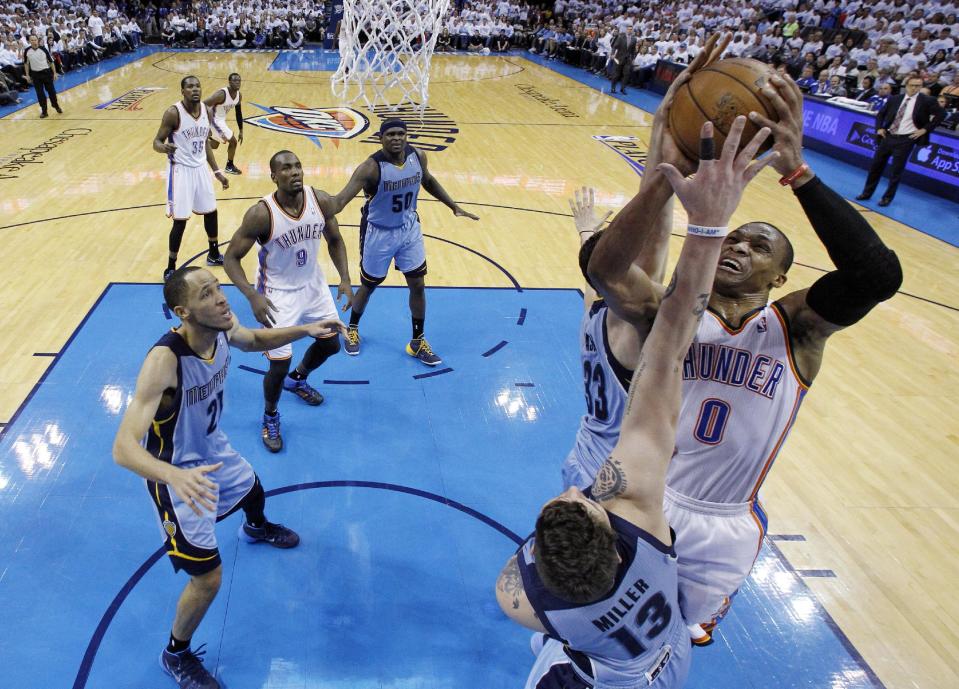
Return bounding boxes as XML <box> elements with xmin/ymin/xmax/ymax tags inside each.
<box><xmin>269</xmin><ymin>149</ymin><xmax>297</xmax><ymax>173</ymax></box>
<box><xmin>180</xmin><ymin>75</ymin><xmax>199</xmax><ymax>89</ymax></box>
<box><xmin>738</xmin><ymin>221</ymin><xmax>794</xmax><ymax>272</ymax></box>
<box><xmin>228</xmin><ymin>72</ymin><xmax>240</xmax><ymax>80</ymax></box>
<box><xmin>163</xmin><ymin>266</ymin><xmax>203</xmax><ymax>310</ymax></box>
<box><xmin>534</xmin><ymin>501</ymin><xmax>619</xmax><ymax>604</ymax></box>
<box><xmin>578</xmin><ymin>230</ymin><xmax>605</xmax><ymax>291</ymax></box>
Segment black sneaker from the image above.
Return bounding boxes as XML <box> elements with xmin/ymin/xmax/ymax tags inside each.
<box><xmin>159</xmin><ymin>644</ymin><xmax>219</xmax><ymax>689</ymax></box>
<box><xmin>53</xmin><ymin>105</ymin><xmax>62</xmax><ymax>113</ymax></box>
<box><xmin>239</xmin><ymin>520</ymin><xmax>300</xmax><ymax>548</ymax></box>
<box><xmin>206</xmin><ymin>253</ymin><xmax>224</xmax><ymax>267</ymax></box>
<box><xmin>283</xmin><ymin>376</ymin><xmax>324</xmax><ymax>405</ymax></box>
<box><xmin>163</xmin><ymin>268</ymin><xmax>175</xmax><ymax>282</ymax></box>
<box><xmin>261</xmin><ymin>412</ymin><xmax>283</xmax><ymax>453</ymax></box>
<box><xmin>39</xmin><ymin>112</ymin><xmax>48</xmax><ymax>118</ymax></box>
<box><xmin>224</xmin><ymin>162</ymin><xmax>242</xmax><ymax>175</ymax></box>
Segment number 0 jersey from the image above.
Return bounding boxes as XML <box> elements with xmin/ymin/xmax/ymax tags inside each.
<box><xmin>666</xmin><ymin>303</ymin><xmax>809</xmax><ymax>504</ymax></box>
<box><xmin>169</xmin><ymin>101</ymin><xmax>210</xmax><ymax>168</ymax></box>
<box><xmin>569</xmin><ymin>300</ymin><xmax>632</xmax><ymax>483</ymax></box>
<box><xmin>361</xmin><ymin>145</ymin><xmax>423</xmax><ymax>230</ymax></box>
<box><xmin>142</xmin><ymin>330</ymin><xmax>236</xmax><ymax>467</ymax></box>
<box><xmin>255</xmin><ymin>189</ymin><xmax>328</xmax><ymax>291</ymax></box>
<box><xmin>517</xmin><ymin>505</ymin><xmax>690</xmax><ymax>687</ymax></box>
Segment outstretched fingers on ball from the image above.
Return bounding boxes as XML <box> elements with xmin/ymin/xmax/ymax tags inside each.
<box><xmin>736</xmin><ymin>128</ymin><xmax>778</xmax><ymax>181</ymax></box>
<box><xmin>721</xmin><ymin>115</ymin><xmax>748</xmax><ymax>162</ymax></box>
<box><xmin>698</xmin><ymin>120</ymin><xmax>716</xmax><ymax>161</ymax></box>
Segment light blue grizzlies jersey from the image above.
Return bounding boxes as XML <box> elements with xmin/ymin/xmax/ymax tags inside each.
<box><xmin>517</xmin><ymin>506</ymin><xmax>691</xmax><ymax>687</ymax></box>
<box><xmin>566</xmin><ymin>300</ymin><xmax>633</xmax><ymax>488</ymax></box>
<box><xmin>362</xmin><ymin>145</ymin><xmax>423</xmax><ymax>230</ymax></box>
<box><xmin>142</xmin><ymin>330</ymin><xmax>237</xmax><ymax>466</ymax></box>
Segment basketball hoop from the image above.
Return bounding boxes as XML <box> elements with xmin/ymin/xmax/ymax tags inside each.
<box><xmin>331</xmin><ymin>0</ymin><xmax>452</xmax><ymax>113</ymax></box>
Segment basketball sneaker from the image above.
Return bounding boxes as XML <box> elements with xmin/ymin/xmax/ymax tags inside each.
<box><xmin>224</xmin><ymin>162</ymin><xmax>242</xmax><ymax>175</ymax></box>
<box><xmin>406</xmin><ymin>337</ymin><xmax>442</xmax><ymax>366</ymax></box>
<box><xmin>344</xmin><ymin>326</ymin><xmax>361</xmax><ymax>355</ymax></box>
<box><xmin>688</xmin><ymin>623</ymin><xmax>713</xmax><ymax>647</ymax></box>
<box><xmin>283</xmin><ymin>376</ymin><xmax>324</xmax><ymax>405</ymax></box>
<box><xmin>206</xmin><ymin>253</ymin><xmax>224</xmax><ymax>267</ymax></box>
<box><xmin>163</xmin><ymin>268</ymin><xmax>175</xmax><ymax>282</ymax></box>
<box><xmin>261</xmin><ymin>411</ymin><xmax>283</xmax><ymax>453</ymax></box>
<box><xmin>159</xmin><ymin>644</ymin><xmax>219</xmax><ymax>689</ymax></box>
<box><xmin>239</xmin><ymin>520</ymin><xmax>300</xmax><ymax>548</ymax></box>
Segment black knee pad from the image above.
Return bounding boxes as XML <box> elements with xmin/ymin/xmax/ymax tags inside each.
<box><xmin>360</xmin><ymin>270</ymin><xmax>385</xmax><ymax>289</ymax></box>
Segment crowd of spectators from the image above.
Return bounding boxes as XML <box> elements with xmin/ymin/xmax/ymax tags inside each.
<box><xmin>2</xmin><ymin>0</ymin><xmax>957</xmax><ymax>125</ymax></box>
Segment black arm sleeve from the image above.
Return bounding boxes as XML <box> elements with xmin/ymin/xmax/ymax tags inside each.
<box><xmin>793</xmin><ymin>176</ymin><xmax>903</xmax><ymax>326</ymax></box>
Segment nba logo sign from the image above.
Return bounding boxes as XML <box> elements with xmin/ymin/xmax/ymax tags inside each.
<box><xmin>758</xmin><ymin>317</ymin><xmax>767</xmax><ymax>332</ymax></box>
<box><xmin>245</xmin><ymin>106</ymin><xmax>370</xmax><ymax>139</ymax></box>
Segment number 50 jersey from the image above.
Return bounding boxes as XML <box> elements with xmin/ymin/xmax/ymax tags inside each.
<box><xmin>566</xmin><ymin>300</ymin><xmax>632</xmax><ymax>488</ymax></box>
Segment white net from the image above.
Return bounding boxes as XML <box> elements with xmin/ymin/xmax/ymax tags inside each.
<box><xmin>331</xmin><ymin>0</ymin><xmax>452</xmax><ymax>113</ymax></box>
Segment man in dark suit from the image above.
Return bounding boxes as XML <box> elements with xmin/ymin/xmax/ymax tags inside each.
<box><xmin>609</xmin><ymin>25</ymin><xmax>636</xmax><ymax>94</ymax></box>
<box><xmin>857</xmin><ymin>75</ymin><xmax>945</xmax><ymax>206</ymax></box>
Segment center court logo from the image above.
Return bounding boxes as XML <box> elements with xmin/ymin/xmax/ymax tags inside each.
<box><xmin>245</xmin><ymin>105</ymin><xmax>370</xmax><ymax>139</ymax></box>
<box><xmin>94</xmin><ymin>86</ymin><xmax>165</xmax><ymax>111</ymax></box>
<box><xmin>593</xmin><ymin>135</ymin><xmax>647</xmax><ymax>175</ymax></box>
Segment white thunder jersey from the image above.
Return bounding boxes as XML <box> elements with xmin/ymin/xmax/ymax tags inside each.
<box><xmin>170</xmin><ymin>101</ymin><xmax>210</xmax><ymax>167</ymax></box>
<box><xmin>212</xmin><ymin>87</ymin><xmax>239</xmax><ymax>120</ymax></box>
<box><xmin>666</xmin><ymin>303</ymin><xmax>809</xmax><ymax>504</ymax></box>
<box><xmin>255</xmin><ymin>189</ymin><xmax>328</xmax><ymax>291</ymax></box>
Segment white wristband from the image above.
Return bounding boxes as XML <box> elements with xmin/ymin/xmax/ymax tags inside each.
<box><xmin>213</xmin><ymin>169</ymin><xmax>222</xmax><ymax>175</ymax></box>
<box><xmin>686</xmin><ymin>224</ymin><xmax>729</xmax><ymax>238</ymax></box>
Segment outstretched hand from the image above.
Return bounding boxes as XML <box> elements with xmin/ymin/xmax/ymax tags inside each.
<box><xmin>748</xmin><ymin>73</ymin><xmax>805</xmax><ymax>177</ymax></box>
<box><xmin>454</xmin><ymin>205</ymin><xmax>480</xmax><ymax>221</ymax></box>
<box><xmin>657</xmin><ymin>118</ymin><xmax>778</xmax><ymax>228</ymax></box>
<box><xmin>569</xmin><ymin>187</ymin><xmax>613</xmax><ymax>237</ymax></box>
<box><xmin>168</xmin><ymin>462</ymin><xmax>222</xmax><ymax>516</ymax></box>
<box><xmin>306</xmin><ymin>319</ymin><xmax>348</xmax><ymax>338</ymax></box>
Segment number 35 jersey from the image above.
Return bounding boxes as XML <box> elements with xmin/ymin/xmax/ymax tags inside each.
<box><xmin>255</xmin><ymin>189</ymin><xmax>328</xmax><ymax>291</ymax></box>
<box><xmin>568</xmin><ymin>300</ymin><xmax>632</xmax><ymax>486</ymax></box>
<box><xmin>667</xmin><ymin>303</ymin><xmax>809</xmax><ymax>504</ymax></box>
<box><xmin>518</xmin><ymin>507</ymin><xmax>691</xmax><ymax>687</ymax></box>
<box><xmin>142</xmin><ymin>330</ymin><xmax>238</xmax><ymax>467</ymax></box>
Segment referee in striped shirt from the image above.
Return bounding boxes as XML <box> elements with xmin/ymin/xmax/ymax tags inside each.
<box><xmin>23</xmin><ymin>34</ymin><xmax>62</xmax><ymax>118</ymax></box>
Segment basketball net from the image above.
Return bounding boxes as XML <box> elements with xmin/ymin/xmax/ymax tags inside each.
<box><xmin>331</xmin><ymin>0</ymin><xmax>452</xmax><ymax>113</ymax></box>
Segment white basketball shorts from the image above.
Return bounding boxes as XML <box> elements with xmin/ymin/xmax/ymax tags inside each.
<box><xmin>167</xmin><ymin>162</ymin><xmax>216</xmax><ymax>220</ymax></box>
<box><xmin>258</xmin><ymin>272</ymin><xmax>338</xmax><ymax>360</ymax></box>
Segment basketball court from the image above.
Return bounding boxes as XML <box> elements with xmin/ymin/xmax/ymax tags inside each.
<box><xmin>0</xmin><ymin>47</ymin><xmax>957</xmax><ymax>689</ymax></box>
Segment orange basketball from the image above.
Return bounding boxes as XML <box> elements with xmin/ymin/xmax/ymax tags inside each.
<box><xmin>667</xmin><ymin>58</ymin><xmax>779</xmax><ymax>161</ymax></box>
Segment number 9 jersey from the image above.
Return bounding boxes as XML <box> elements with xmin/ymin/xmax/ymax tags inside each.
<box><xmin>562</xmin><ymin>300</ymin><xmax>632</xmax><ymax>491</ymax></box>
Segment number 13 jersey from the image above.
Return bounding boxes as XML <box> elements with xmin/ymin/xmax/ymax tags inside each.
<box><xmin>667</xmin><ymin>303</ymin><xmax>809</xmax><ymax>504</ymax></box>
<box><xmin>256</xmin><ymin>189</ymin><xmax>328</xmax><ymax>291</ymax></box>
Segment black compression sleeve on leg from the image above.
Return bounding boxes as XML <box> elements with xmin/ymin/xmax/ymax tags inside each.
<box><xmin>168</xmin><ymin>219</ymin><xmax>188</xmax><ymax>254</ymax></box>
<box><xmin>793</xmin><ymin>176</ymin><xmax>903</xmax><ymax>326</ymax></box>
<box><xmin>240</xmin><ymin>476</ymin><xmax>266</xmax><ymax>528</ymax></box>
<box><xmin>203</xmin><ymin>210</ymin><xmax>218</xmax><ymax>241</ymax></box>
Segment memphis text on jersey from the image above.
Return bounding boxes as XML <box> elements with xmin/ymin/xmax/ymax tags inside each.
<box><xmin>383</xmin><ymin>172</ymin><xmax>422</xmax><ymax>192</ymax></box>
<box><xmin>272</xmin><ymin>221</ymin><xmax>323</xmax><ymax>250</ymax></box>
<box><xmin>682</xmin><ymin>342</ymin><xmax>786</xmax><ymax>400</ymax></box>
<box><xmin>184</xmin><ymin>358</ymin><xmax>230</xmax><ymax>406</ymax></box>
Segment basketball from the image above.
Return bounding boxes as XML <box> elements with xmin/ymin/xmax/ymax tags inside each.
<box><xmin>668</xmin><ymin>58</ymin><xmax>779</xmax><ymax>161</ymax></box>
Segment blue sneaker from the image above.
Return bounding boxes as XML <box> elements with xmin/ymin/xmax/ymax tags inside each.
<box><xmin>283</xmin><ymin>376</ymin><xmax>324</xmax><ymax>405</ymax></box>
<box><xmin>159</xmin><ymin>644</ymin><xmax>219</xmax><ymax>689</ymax></box>
<box><xmin>261</xmin><ymin>412</ymin><xmax>283</xmax><ymax>453</ymax></box>
<box><xmin>239</xmin><ymin>520</ymin><xmax>300</xmax><ymax>548</ymax></box>
<box><xmin>406</xmin><ymin>337</ymin><xmax>442</xmax><ymax>366</ymax></box>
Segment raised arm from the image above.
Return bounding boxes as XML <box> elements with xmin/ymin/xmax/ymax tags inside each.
<box><xmin>152</xmin><ymin>106</ymin><xmax>179</xmax><ymax>155</ymax></box>
<box><xmin>750</xmin><ymin>74</ymin><xmax>903</xmax><ymax>382</ymax></box>
<box><xmin>315</xmin><ymin>189</ymin><xmax>354</xmax><ymax>312</ymax></box>
<box><xmin>330</xmin><ymin>157</ymin><xmax>377</xmax><ymax>215</ymax></box>
<box><xmin>223</xmin><ymin>201</ymin><xmax>277</xmax><ymax>326</ymax></box>
<box><xmin>113</xmin><ymin>347</ymin><xmax>223</xmax><ymax>516</ymax></box>
<box><xmin>205</xmin><ymin>105</ymin><xmax>229</xmax><ymax>189</ymax></box>
<box><xmin>418</xmin><ymin>149</ymin><xmax>480</xmax><ymax>220</ymax></box>
<box><xmin>593</xmin><ymin>119</ymin><xmax>775</xmax><ymax>541</ymax></box>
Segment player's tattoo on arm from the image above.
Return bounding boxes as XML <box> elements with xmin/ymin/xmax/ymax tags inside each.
<box><xmin>591</xmin><ymin>456</ymin><xmax>629</xmax><ymax>501</ymax></box>
<box><xmin>497</xmin><ymin>555</ymin><xmax>524</xmax><ymax>609</ymax></box>
<box><xmin>692</xmin><ymin>292</ymin><xmax>709</xmax><ymax>317</ymax></box>
<box><xmin>663</xmin><ymin>271</ymin><xmax>677</xmax><ymax>299</ymax></box>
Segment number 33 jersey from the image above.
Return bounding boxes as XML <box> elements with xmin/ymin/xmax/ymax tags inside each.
<box><xmin>567</xmin><ymin>300</ymin><xmax>632</xmax><ymax>487</ymax></box>
<box><xmin>667</xmin><ymin>303</ymin><xmax>809</xmax><ymax>504</ymax></box>
<box><xmin>255</xmin><ymin>189</ymin><xmax>328</xmax><ymax>291</ymax></box>
<box><xmin>142</xmin><ymin>330</ymin><xmax>238</xmax><ymax>467</ymax></box>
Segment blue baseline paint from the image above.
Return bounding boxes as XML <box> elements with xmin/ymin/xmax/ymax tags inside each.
<box><xmin>412</xmin><ymin>366</ymin><xmax>454</xmax><ymax>379</ymax></box>
<box><xmin>515</xmin><ymin>382</ymin><xmax>535</xmax><ymax>387</ymax></box>
<box><xmin>322</xmin><ymin>379</ymin><xmax>370</xmax><ymax>385</ymax></box>
<box><xmin>797</xmin><ymin>569</ymin><xmax>838</xmax><ymax>578</ymax></box>
<box><xmin>238</xmin><ymin>364</ymin><xmax>267</xmax><ymax>375</ymax></box>
<box><xmin>71</xmin><ymin>480</ymin><xmax>523</xmax><ymax>689</ymax></box>
<box><xmin>517</xmin><ymin>308</ymin><xmax>527</xmax><ymax>325</ymax></box>
<box><xmin>768</xmin><ymin>534</ymin><xmax>807</xmax><ymax>542</ymax></box>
